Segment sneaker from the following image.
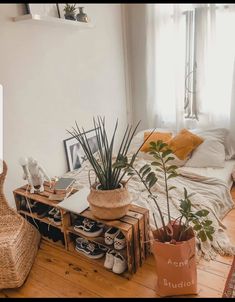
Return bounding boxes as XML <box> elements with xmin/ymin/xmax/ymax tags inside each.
<box><xmin>112</xmin><ymin>253</ymin><xmax>127</xmax><ymax>274</ymax></box>
<box><xmin>26</xmin><ymin>200</ymin><xmax>38</xmax><ymax>212</ymax></box>
<box><xmin>114</xmin><ymin>230</ymin><xmax>126</xmax><ymax>250</ymax></box>
<box><xmin>36</xmin><ymin>204</ymin><xmax>50</xmax><ymax>218</ymax></box>
<box><xmin>75</xmin><ymin>237</ymin><xmax>105</xmax><ymax>259</ymax></box>
<box><xmin>74</xmin><ymin>216</ymin><xmax>103</xmax><ymax>238</ymax></box>
<box><xmin>47</xmin><ymin>207</ymin><xmax>57</xmax><ymax>221</ymax></box>
<box><xmin>104</xmin><ymin>249</ymin><xmax>116</xmax><ymax>270</ymax></box>
<box><xmin>53</xmin><ymin>209</ymin><xmax>62</xmax><ymax>226</ymax></box>
<box><xmin>104</xmin><ymin>227</ymin><xmax>119</xmax><ymax>245</ymax></box>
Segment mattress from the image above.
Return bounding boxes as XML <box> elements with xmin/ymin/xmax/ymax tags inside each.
<box><xmin>179</xmin><ymin>159</ymin><xmax>235</xmax><ymax>189</ymax></box>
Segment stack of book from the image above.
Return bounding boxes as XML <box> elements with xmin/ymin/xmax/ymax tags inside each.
<box><xmin>49</xmin><ymin>177</ymin><xmax>75</xmax><ymax>201</ymax></box>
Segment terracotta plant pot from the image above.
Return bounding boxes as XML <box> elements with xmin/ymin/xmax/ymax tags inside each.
<box><xmin>87</xmin><ymin>182</ymin><xmax>131</xmax><ymax>220</ymax></box>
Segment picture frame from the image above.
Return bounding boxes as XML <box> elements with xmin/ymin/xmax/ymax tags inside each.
<box><xmin>64</xmin><ymin>128</ymin><xmax>99</xmax><ymax>172</ymax></box>
<box><xmin>25</xmin><ymin>4</ymin><xmax>60</xmax><ymax>18</ymax></box>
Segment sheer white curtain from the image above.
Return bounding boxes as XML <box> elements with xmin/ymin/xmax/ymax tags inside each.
<box><xmin>146</xmin><ymin>4</ymin><xmax>235</xmax><ymax>132</ymax></box>
<box><xmin>146</xmin><ymin>4</ymin><xmax>186</xmax><ymax>131</ymax></box>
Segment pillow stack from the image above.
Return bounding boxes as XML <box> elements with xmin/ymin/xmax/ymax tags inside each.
<box><xmin>134</xmin><ymin>127</ymin><xmax>234</xmax><ymax>168</ymax></box>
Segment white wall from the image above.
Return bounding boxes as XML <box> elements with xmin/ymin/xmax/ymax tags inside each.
<box><xmin>0</xmin><ymin>4</ymin><xmax>128</xmax><ymax>205</ymax></box>
<box><xmin>125</xmin><ymin>4</ymin><xmax>148</xmax><ymax>130</ymax></box>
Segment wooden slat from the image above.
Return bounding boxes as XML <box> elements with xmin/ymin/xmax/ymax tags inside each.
<box><xmin>127</xmin><ymin>210</ymin><xmax>146</xmax><ymax>265</ymax></box>
<box><xmin>120</xmin><ymin>215</ymin><xmax>140</xmax><ymax>273</ymax></box>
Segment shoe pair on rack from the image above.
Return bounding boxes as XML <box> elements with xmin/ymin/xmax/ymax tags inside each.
<box><xmin>75</xmin><ymin>236</ymin><xmax>107</xmax><ymax>259</ymax></box>
<box><xmin>74</xmin><ymin>216</ymin><xmax>104</xmax><ymax>238</ymax></box>
<box><xmin>47</xmin><ymin>207</ymin><xmax>62</xmax><ymax>226</ymax></box>
<box><xmin>104</xmin><ymin>249</ymin><xmax>127</xmax><ymax>274</ymax></box>
<box><xmin>104</xmin><ymin>227</ymin><xmax>126</xmax><ymax>250</ymax></box>
<box><xmin>25</xmin><ymin>201</ymin><xmax>62</xmax><ymax>226</ymax></box>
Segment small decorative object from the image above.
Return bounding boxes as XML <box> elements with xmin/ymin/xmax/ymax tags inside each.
<box><xmin>68</xmin><ymin>117</ymin><xmax>145</xmax><ymax>220</ymax></box>
<box><xmin>19</xmin><ymin>157</ymin><xmax>51</xmax><ymax>194</ymax></box>
<box><xmin>117</xmin><ymin>140</ymin><xmax>215</xmax><ymax>296</ymax></box>
<box><xmin>25</xmin><ymin>4</ymin><xmax>60</xmax><ymax>18</ymax></box>
<box><xmin>76</xmin><ymin>7</ymin><xmax>88</xmax><ymax>23</ymax></box>
<box><xmin>63</xmin><ymin>3</ymin><xmax>77</xmax><ymax>21</ymax></box>
<box><xmin>64</xmin><ymin>128</ymin><xmax>99</xmax><ymax>172</ymax></box>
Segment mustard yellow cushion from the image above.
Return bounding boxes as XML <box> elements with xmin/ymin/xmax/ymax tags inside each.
<box><xmin>140</xmin><ymin>132</ymin><xmax>173</xmax><ymax>153</ymax></box>
<box><xmin>167</xmin><ymin>129</ymin><xmax>204</xmax><ymax>160</ymax></box>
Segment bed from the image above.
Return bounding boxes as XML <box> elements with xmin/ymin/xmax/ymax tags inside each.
<box><xmin>63</xmin><ymin>128</ymin><xmax>235</xmax><ymax>260</ymax></box>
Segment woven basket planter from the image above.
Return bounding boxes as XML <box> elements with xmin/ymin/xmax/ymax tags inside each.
<box><xmin>87</xmin><ymin>182</ymin><xmax>131</xmax><ymax>220</ymax></box>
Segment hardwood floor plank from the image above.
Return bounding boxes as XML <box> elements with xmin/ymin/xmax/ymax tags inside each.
<box><xmin>29</xmin><ymin>263</ymin><xmax>97</xmax><ymax>297</ymax></box>
<box><xmin>35</xmin><ymin>242</ymin><xmax>158</xmax><ymax>298</ymax></box>
<box><xmin>2</xmin><ymin>277</ymin><xmax>60</xmax><ymax>298</ymax></box>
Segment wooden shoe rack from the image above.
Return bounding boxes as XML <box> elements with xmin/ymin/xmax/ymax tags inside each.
<box><xmin>13</xmin><ymin>183</ymin><xmax>151</xmax><ymax>279</ymax></box>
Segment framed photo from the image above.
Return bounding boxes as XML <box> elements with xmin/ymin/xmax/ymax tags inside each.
<box><xmin>25</xmin><ymin>4</ymin><xmax>60</xmax><ymax>18</ymax></box>
<box><xmin>64</xmin><ymin>128</ymin><xmax>99</xmax><ymax>172</ymax></box>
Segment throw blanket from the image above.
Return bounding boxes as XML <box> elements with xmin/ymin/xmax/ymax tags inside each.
<box><xmin>63</xmin><ymin>157</ymin><xmax>235</xmax><ymax>260</ymax></box>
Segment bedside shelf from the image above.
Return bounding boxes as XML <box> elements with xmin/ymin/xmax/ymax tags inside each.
<box><xmin>13</xmin><ymin>14</ymin><xmax>94</xmax><ymax>29</ymax></box>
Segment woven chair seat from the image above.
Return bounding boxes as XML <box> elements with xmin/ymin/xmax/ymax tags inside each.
<box><xmin>0</xmin><ymin>161</ymin><xmax>41</xmax><ymax>289</ymax></box>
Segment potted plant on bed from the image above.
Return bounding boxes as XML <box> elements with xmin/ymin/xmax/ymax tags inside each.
<box><xmin>115</xmin><ymin>140</ymin><xmax>215</xmax><ymax>296</ymax></box>
<box><xmin>68</xmin><ymin>117</ymin><xmax>151</xmax><ymax>220</ymax></box>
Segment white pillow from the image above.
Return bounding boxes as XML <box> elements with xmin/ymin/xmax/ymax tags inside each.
<box><xmin>191</xmin><ymin>128</ymin><xmax>235</xmax><ymax>160</ymax></box>
<box><xmin>185</xmin><ymin>138</ymin><xmax>225</xmax><ymax>168</ymax></box>
<box><xmin>129</xmin><ymin>127</ymin><xmax>175</xmax><ymax>154</ymax></box>
<box><xmin>224</xmin><ymin>133</ymin><xmax>235</xmax><ymax>160</ymax></box>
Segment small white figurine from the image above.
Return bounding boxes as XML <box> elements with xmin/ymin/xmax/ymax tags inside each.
<box><xmin>19</xmin><ymin>157</ymin><xmax>51</xmax><ymax>194</ymax></box>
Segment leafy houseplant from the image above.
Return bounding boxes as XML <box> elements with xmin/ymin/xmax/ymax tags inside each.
<box><xmin>115</xmin><ymin>140</ymin><xmax>215</xmax><ymax>296</ymax></box>
<box><xmin>63</xmin><ymin>4</ymin><xmax>77</xmax><ymax>20</ymax></box>
<box><xmin>68</xmin><ymin>117</ymin><xmax>151</xmax><ymax>220</ymax></box>
<box><xmin>116</xmin><ymin>140</ymin><xmax>214</xmax><ymax>243</ymax></box>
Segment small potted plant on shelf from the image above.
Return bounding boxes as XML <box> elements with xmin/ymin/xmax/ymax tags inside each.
<box><xmin>68</xmin><ymin>117</ymin><xmax>150</xmax><ymax>220</ymax></box>
<box><xmin>115</xmin><ymin>140</ymin><xmax>215</xmax><ymax>297</ymax></box>
<box><xmin>63</xmin><ymin>3</ymin><xmax>77</xmax><ymax>21</ymax></box>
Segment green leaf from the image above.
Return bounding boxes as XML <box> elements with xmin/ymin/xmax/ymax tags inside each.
<box><xmin>151</xmin><ymin>162</ymin><xmax>162</xmax><ymax>167</ymax></box>
<box><xmin>162</xmin><ymin>149</ymin><xmax>172</xmax><ymax>158</ymax></box>
<box><xmin>142</xmin><ymin>167</ymin><xmax>151</xmax><ymax>177</ymax></box>
<box><xmin>198</xmin><ymin>230</ymin><xmax>207</xmax><ymax>242</ymax></box>
<box><xmin>207</xmin><ymin>233</ymin><xmax>213</xmax><ymax>241</ymax></box>
<box><xmin>193</xmin><ymin>224</ymin><xmax>202</xmax><ymax>231</ymax></box>
<box><xmin>203</xmin><ymin>220</ymin><xmax>213</xmax><ymax>226</ymax></box>
<box><xmin>165</xmin><ymin>156</ymin><xmax>175</xmax><ymax>163</ymax></box>
<box><xmin>149</xmin><ymin>177</ymin><xmax>157</xmax><ymax>188</ymax></box>
<box><xmin>149</xmin><ymin>141</ymin><xmax>157</xmax><ymax>148</ymax></box>
<box><xmin>166</xmin><ymin>165</ymin><xmax>178</xmax><ymax>171</ymax></box>
<box><xmin>195</xmin><ymin>209</ymin><xmax>210</xmax><ymax>217</ymax></box>
<box><xmin>146</xmin><ymin>172</ymin><xmax>156</xmax><ymax>183</ymax></box>
<box><xmin>167</xmin><ymin>173</ymin><xmax>178</xmax><ymax>180</ymax></box>
<box><xmin>168</xmin><ymin>186</ymin><xmax>176</xmax><ymax>191</ymax></box>
<box><xmin>139</xmin><ymin>164</ymin><xmax>150</xmax><ymax>174</ymax></box>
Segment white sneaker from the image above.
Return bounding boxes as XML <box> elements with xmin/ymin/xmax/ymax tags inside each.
<box><xmin>104</xmin><ymin>249</ymin><xmax>116</xmax><ymax>270</ymax></box>
<box><xmin>112</xmin><ymin>253</ymin><xmax>127</xmax><ymax>274</ymax></box>
<box><xmin>114</xmin><ymin>230</ymin><xmax>126</xmax><ymax>250</ymax></box>
<box><xmin>104</xmin><ymin>227</ymin><xmax>119</xmax><ymax>245</ymax></box>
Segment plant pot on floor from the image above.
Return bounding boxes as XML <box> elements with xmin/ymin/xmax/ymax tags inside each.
<box><xmin>151</xmin><ymin>224</ymin><xmax>197</xmax><ymax>297</ymax></box>
<box><xmin>87</xmin><ymin>182</ymin><xmax>131</xmax><ymax>220</ymax></box>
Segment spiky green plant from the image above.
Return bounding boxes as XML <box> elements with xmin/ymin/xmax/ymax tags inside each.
<box><xmin>64</xmin><ymin>3</ymin><xmax>77</xmax><ymax>14</ymax></box>
<box><xmin>67</xmin><ymin>117</ymin><xmax>153</xmax><ymax>190</ymax></box>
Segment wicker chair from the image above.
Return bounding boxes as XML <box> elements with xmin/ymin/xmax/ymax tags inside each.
<box><xmin>0</xmin><ymin>161</ymin><xmax>41</xmax><ymax>289</ymax></box>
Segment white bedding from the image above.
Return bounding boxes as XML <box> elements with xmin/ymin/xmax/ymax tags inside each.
<box><xmin>178</xmin><ymin>159</ymin><xmax>235</xmax><ymax>189</ymax></box>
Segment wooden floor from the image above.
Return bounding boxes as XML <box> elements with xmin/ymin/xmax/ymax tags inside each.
<box><xmin>1</xmin><ymin>189</ymin><xmax>235</xmax><ymax>298</ymax></box>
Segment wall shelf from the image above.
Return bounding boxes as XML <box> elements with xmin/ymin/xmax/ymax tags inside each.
<box><xmin>13</xmin><ymin>14</ymin><xmax>93</xmax><ymax>29</ymax></box>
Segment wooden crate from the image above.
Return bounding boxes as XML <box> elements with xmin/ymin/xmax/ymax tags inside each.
<box><xmin>13</xmin><ymin>184</ymin><xmax>150</xmax><ymax>279</ymax></box>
